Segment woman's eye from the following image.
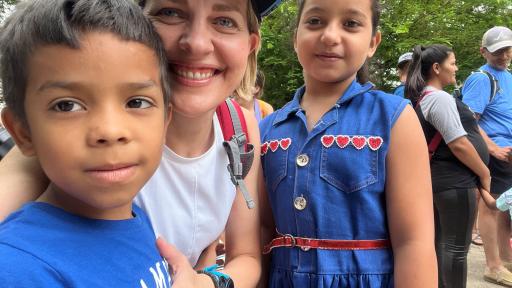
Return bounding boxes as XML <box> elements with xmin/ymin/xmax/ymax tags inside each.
<box><xmin>214</xmin><ymin>17</ymin><xmax>236</xmax><ymax>28</ymax></box>
<box><xmin>156</xmin><ymin>8</ymin><xmax>179</xmax><ymax>18</ymax></box>
<box><xmin>52</xmin><ymin>100</ymin><xmax>84</xmax><ymax>112</ymax></box>
<box><xmin>127</xmin><ymin>98</ymin><xmax>153</xmax><ymax>109</ymax></box>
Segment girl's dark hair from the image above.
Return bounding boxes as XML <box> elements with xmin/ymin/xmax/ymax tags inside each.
<box><xmin>405</xmin><ymin>44</ymin><xmax>453</xmax><ymax>104</ymax></box>
<box><xmin>0</xmin><ymin>0</ymin><xmax>171</xmax><ymax>124</ymax></box>
<box><xmin>295</xmin><ymin>0</ymin><xmax>381</xmax><ymax>84</ymax></box>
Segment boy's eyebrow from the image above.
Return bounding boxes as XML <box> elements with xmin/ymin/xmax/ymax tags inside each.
<box><xmin>37</xmin><ymin>80</ymin><xmax>158</xmax><ymax>92</ymax></box>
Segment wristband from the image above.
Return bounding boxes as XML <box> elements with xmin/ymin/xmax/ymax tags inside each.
<box><xmin>198</xmin><ymin>265</ymin><xmax>234</xmax><ymax>288</ymax></box>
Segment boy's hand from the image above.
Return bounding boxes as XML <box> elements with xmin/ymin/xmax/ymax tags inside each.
<box><xmin>156</xmin><ymin>237</ymin><xmax>214</xmax><ymax>288</ymax></box>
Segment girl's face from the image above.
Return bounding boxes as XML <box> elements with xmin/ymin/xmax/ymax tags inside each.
<box><xmin>144</xmin><ymin>0</ymin><xmax>259</xmax><ymax>118</ymax></box>
<box><xmin>437</xmin><ymin>52</ymin><xmax>458</xmax><ymax>87</ymax></box>
<box><xmin>294</xmin><ymin>0</ymin><xmax>380</xmax><ymax>85</ymax></box>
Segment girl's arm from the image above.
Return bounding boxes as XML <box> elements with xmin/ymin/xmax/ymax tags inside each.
<box><xmin>479</xmin><ymin>188</ymin><xmax>498</xmax><ymax>210</ymax></box>
<box><xmin>446</xmin><ymin>136</ymin><xmax>491</xmax><ymax>192</ymax></box>
<box><xmin>386</xmin><ymin>106</ymin><xmax>437</xmax><ymax>288</ymax></box>
<box><xmin>221</xmin><ymin>107</ymin><xmax>262</xmax><ymax>287</ymax></box>
<box><xmin>0</xmin><ymin>147</ymin><xmax>48</xmax><ymax>220</ymax></box>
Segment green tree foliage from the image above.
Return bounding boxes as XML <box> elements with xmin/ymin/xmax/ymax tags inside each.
<box><xmin>258</xmin><ymin>0</ymin><xmax>302</xmax><ymax>109</ymax></box>
<box><xmin>259</xmin><ymin>0</ymin><xmax>512</xmax><ymax>109</ymax></box>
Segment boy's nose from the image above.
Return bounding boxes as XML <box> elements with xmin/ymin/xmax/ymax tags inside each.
<box><xmin>87</xmin><ymin>111</ymin><xmax>131</xmax><ymax>147</ymax></box>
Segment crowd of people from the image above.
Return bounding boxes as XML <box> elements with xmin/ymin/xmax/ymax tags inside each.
<box><xmin>0</xmin><ymin>0</ymin><xmax>510</xmax><ymax>288</ymax></box>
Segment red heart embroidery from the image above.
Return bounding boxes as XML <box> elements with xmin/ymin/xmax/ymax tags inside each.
<box><xmin>351</xmin><ymin>136</ymin><xmax>367</xmax><ymax>149</ymax></box>
<box><xmin>269</xmin><ymin>140</ymin><xmax>279</xmax><ymax>152</ymax></box>
<box><xmin>261</xmin><ymin>142</ymin><xmax>269</xmax><ymax>155</ymax></box>
<box><xmin>321</xmin><ymin>135</ymin><xmax>335</xmax><ymax>148</ymax></box>
<box><xmin>336</xmin><ymin>135</ymin><xmax>350</xmax><ymax>149</ymax></box>
<box><xmin>368</xmin><ymin>136</ymin><xmax>383</xmax><ymax>151</ymax></box>
<box><xmin>280</xmin><ymin>138</ymin><xmax>291</xmax><ymax>150</ymax></box>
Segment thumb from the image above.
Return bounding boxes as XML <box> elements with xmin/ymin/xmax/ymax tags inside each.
<box><xmin>156</xmin><ymin>237</ymin><xmax>188</xmax><ymax>274</ymax></box>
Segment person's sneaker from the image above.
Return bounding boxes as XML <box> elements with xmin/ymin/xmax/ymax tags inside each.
<box><xmin>484</xmin><ymin>267</ymin><xmax>512</xmax><ymax>287</ymax></box>
<box><xmin>504</xmin><ymin>261</ymin><xmax>512</xmax><ymax>272</ymax></box>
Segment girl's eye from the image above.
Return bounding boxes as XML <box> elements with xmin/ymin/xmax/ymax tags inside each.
<box><xmin>52</xmin><ymin>100</ymin><xmax>84</xmax><ymax>112</ymax></box>
<box><xmin>214</xmin><ymin>17</ymin><xmax>237</xmax><ymax>29</ymax></box>
<box><xmin>127</xmin><ymin>98</ymin><xmax>154</xmax><ymax>109</ymax></box>
<box><xmin>344</xmin><ymin>20</ymin><xmax>361</xmax><ymax>28</ymax></box>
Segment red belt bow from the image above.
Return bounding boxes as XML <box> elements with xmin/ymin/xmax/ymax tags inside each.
<box><xmin>263</xmin><ymin>233</ymin><xmax>391</xmax><ymax>254</ymax></box>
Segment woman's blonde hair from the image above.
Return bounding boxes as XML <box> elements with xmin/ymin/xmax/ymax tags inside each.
<box><xmin>233</xmin><ymin>1</ymin><xmax>261</xmax><ymax>102</ymax></box>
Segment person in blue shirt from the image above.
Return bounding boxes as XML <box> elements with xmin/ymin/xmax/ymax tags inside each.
<box><xmin>461</xmin><ymin>26</ymin><xmax>512</xmax><ymax>286</ymax></box>
<box><xmin>0</xmin><ymin>0</ymin><xmax>172</xmax><ymax>287</ymax></box>
<box><xmin>393</xmin><ymin>52</ymin><xmax>413</xmax><ymax>97</ymax></box>
<box><xmin>258</xmin><ymin>0</ymin><xmax>437</xmax><ymax>287</ymax></box>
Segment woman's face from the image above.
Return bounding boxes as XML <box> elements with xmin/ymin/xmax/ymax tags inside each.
<box><xmin>144</xmin><ymin>0</ymin><xmax>259</xmax><ymax>118</ymax></box>
<box><xmin>437</xmin><ymin>52</ymin><xmax>458</xmax><ymax>87</ymax></box>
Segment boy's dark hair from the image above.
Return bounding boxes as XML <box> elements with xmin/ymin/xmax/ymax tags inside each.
<box><xmin>295</xmin><ymin>0</ymin><xmax>381</xmax><ymax>84</ymax></box>
<box><xmin>0</xmin><ymin>0</ymin><xmax>171</xmax><ymax>124</ymax></box>
<box><xmin>405</xmin><ymin>44</ymin><xmax>453</xmax><ymax>104</ymax></box>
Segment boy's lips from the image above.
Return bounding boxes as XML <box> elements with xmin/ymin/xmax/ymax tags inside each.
<box><xmin>85</xmin><ymin>164</ymin><xmax>137</xmax><ymax>184</ymax></box>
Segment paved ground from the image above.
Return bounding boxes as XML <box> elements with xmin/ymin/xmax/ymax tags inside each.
<box><xmin>468</xmin><ymin>244</ymin><xmax>500</xmax><ymax>288</ymax></box>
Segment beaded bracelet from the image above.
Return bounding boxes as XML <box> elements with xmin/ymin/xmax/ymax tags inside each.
<box><xmin>197</xmin><ymin>264</ymin><xmax>234</xmax><ymax>288</ymax></box>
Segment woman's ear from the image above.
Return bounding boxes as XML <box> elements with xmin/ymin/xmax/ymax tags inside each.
<box><xmin>432</xmin><ymin>63</ymin><xmax>441</xmax><ymax>75</ymax></box>
<box><xmin>1</xmin><ymin>109</ymin><xmax>36</xmax><ymax>157</ymax></box>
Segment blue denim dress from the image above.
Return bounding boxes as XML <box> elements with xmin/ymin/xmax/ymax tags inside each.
<box><xmin>259</xmin><ymin>80</ymin><xmax>408</xmax><ymax>288</ymax></box>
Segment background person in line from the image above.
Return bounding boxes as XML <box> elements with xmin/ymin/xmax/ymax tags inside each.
<box><xmin>393</xmin><ymin>51</ymin><xmax>413</xmax><ymax>97</ymax></box>
<box><xmin>406</xmin><ymin>44</ymin><xmax>490</xmax><ymax>288</ymax></box>
<box><xmin>461</xmin><ymin>26</ymin><xmax>512</xmax><ymax>287</ymax></box>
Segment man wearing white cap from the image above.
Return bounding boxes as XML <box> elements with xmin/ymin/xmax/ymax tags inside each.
<box><xmin>462</xmin><ymin>26</ymin><xmax>512</xmax><ymax>286</ymax></box>
<box><xmin>393</xmin><ymin>52</ymin><xmax>413</xmax><ymax>97</ymax></box>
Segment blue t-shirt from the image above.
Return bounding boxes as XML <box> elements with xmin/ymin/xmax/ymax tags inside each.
<box><xmin>0</xmin><ymin>202</ymin><xmax>171</xmax><ymax>288</ymax></box>
<box><xmin>462</xmin><ymin>64</ymin><xmax>512</xmax><ymax>147</ymax></box>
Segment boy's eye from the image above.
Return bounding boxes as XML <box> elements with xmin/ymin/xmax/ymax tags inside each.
<box><xmin>52</xmin><ymin>100</ymin><xmax>84</xmax><ymax>112</ymax></box>
<box><xmin>305</xmin><ymin>17</ymin><xmax>322</xmax><ymax>25</ymax></box>
<box><xmin>127</xmin><ymin>98</ymin><xmax>154</xmax><ymax>109</ymax></box>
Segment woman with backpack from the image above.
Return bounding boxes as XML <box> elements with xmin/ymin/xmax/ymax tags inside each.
<box><xmin>0</xmin><ymin>0</ymin><xmax>283</xmax><ymax>287</ymax></box>
<box><xmin>406</xmin><ymin>44</ymin><xmax>491</xmax><ymax>288</ymax></box>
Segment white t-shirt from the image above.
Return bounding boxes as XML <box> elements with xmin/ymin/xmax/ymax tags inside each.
<box><xmin>134</xmin><ymin>114</ymin><xmax>236</xmax><ymax>265</ymax></box>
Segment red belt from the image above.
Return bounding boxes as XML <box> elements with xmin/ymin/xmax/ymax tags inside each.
<box><xmin>263</xmin><ymin>234</ymin><xmax>391</xmax><ymax>254</ymax></box>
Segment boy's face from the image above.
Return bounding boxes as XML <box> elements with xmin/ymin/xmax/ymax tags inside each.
<box><xmin>4</xmin><ymin>32</ymin><xmax>168</xmax><ymax>220</ymax></box>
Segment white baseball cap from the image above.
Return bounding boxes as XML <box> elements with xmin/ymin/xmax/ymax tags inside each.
<box><xmin>397</xmin><ymin>52</ymin><xmax>413</xmax><ymax>66</ymax></box>
<box><xmin>482</xmin><ymin>26</ymin><xmax>512</xmax><ymax>53</ymax></box>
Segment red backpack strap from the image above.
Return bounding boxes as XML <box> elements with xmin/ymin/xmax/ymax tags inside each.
<box><xmin>415</xmin><ymin>90</ymin><xmax>443</xmax><ymax>160</ymax></box>
<box><xmin>216</xmin><ymin>98</ymin><xmax>255</xmax><ymax>209</ymax></box>
<box><xmin>216</xmin><ymin>99</ymin><xmax>249</xmax><ymax>145</ymax></box>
